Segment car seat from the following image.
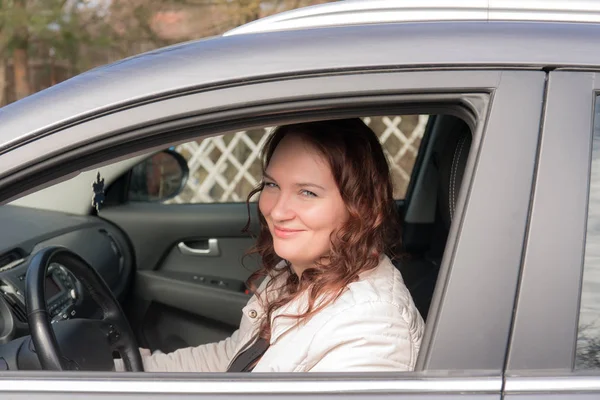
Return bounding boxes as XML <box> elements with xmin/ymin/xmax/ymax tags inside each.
<box><xmin>395</xmin><ymin>116</ymin><xmax>472</xmax><ymax>320</ymax></box>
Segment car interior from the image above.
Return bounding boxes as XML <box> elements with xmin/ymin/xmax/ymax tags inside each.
<box><xmin>398</xmin><ymin>115</ymin><xmax>472</xmax><ymax>318</ymax></box>
<box><xmin>0</xmin><ymin>112</ymin><xmax>473</xmax><ymax>371</ymax></box>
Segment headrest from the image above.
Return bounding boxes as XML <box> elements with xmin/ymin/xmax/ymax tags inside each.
<box><xmin>437</xmin><ymin>120</ymin><xmax>472</xmax><ymax>230</ymax></box>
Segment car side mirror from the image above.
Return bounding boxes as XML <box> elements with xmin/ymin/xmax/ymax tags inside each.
<box><xmin>128</xmin><ymin>149</ymin><xmax>189</xmax><ymax>202</ymax></box>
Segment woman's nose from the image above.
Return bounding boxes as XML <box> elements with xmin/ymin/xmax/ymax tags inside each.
<box><xmin>270</xmin><ymin>192</ymin><xmax>295</xmax><ymax>221</ymax></box>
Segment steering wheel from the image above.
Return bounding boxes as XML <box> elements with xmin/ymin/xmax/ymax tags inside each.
<box><xmin>25</xmin><ymin>246</ymin><xmax>143</xmax><ymax>371</ymax></box>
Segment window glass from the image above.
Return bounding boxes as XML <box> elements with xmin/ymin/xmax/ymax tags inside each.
<box><xmin>577</xmin><ymin>95</ymin><xmax>600</xmax><ymax>369</ymax></box>
<box><xmin>164</xmin><ymin>115</ymin><xmax>429</xmax><ymax>204</ymax></box>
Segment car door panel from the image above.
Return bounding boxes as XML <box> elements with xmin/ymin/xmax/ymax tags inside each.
<box><xmin>134</xmin><ymin>272</ymin><xmax>248</xmax><ymax>352</ymax></box>
<box><xmin>135</xmin><ymin>270</ymin><xmax>250</xmax><ymax>327</ymax></box>
<box><xmin>101</xmin><ymin>202</ymin><xmax>259</xmax><ymax>272</ymax></box>
<box><xmin>158</xmin><ymin>236</ymin><xmax>258</xmax><ymax>283</ymax></box>
<box><xmin>102</xmin><ymin>202</ymin><xmax>259</xmax><ymax>351</ymax></box>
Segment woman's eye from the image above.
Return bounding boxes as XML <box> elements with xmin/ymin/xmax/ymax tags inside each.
<box><xmin>264</xmin><ymin>181</ymin><xmax>278</xmax><ymax>189</ymax></box>
<box><xmin>300</xmin><ymin>190</ymin><xmax>317</xmax><ymax>198</ymax></box>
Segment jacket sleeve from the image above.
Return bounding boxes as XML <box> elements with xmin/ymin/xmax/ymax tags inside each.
<box><xmin>143</xmin><ymin>327</ymin><xmax>244</xmax><ymax>372</ymax></box>
<box><xmin>304</xmin><ymin>301</ymin><xmax>423</xmax><ymax>372</ymax></box>
<box><xmin>113</xmin><ymin>327</ymin><xmax>243</xmax><ymax>372</ymax></box>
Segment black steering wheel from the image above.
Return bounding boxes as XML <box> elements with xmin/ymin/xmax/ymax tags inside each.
<box><xmin>25</xmin><ymin>246</ymin><xmax>143</xmax><ymax>371</ymax></box>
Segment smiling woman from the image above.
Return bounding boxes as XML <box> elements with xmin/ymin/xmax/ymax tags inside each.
<box><xmin>259</xmin><ymin>132</ymin><xmax>350</xmax><ymax>277</ymax></box>
<box><xmin>123</xmin><ymin>119</ymin><xmax>424</xmax><ymax>373</ymax></box>
<box><xmin>246</xmin><ymin>119</ymin><xmax>424</xmax><ymax>369</ymax></box>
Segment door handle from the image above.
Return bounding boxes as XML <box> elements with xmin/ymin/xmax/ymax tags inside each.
<box><xmin>177</xmin><ymin>239</ymin><xmax>220</xmax><ymax>257</ymax></box>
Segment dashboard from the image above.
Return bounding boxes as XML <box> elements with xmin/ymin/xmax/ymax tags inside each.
<box><xmin>0</xmin><ymin>205</ymin><xmax>133</xmax><ymax>344</ymax></box>
<box><xmin>37</xmin><ymin>263</ymin><xmax>79</xmax><ymax>321</ymax></box>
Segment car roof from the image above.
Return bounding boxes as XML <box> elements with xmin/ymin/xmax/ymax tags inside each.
<box><xmin>1</xmin><ymin>19</ymin><xmax>600</xmax><ymax>153</ymax></box>
<box><xmin>225</xmin><ymin>0</ymin><xmax>600</xmax><ymax>35</ymax></box>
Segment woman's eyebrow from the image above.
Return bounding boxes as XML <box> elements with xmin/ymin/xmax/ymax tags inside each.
<box><xmin>263</xmin><ymin>172</ymin><xmax>276</xmax><ymax>181</ymax></box>
<box><xmin>263</xmin><ymin>173</ymin><xmax>326</xmax><ymax>191</ymax></box>
<box><xmin>296</xmin><ymin>183</ymin><xmax>326</xmax><ymax>191</ymax></box>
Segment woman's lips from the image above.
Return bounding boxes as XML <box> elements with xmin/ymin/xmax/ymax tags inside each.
<box><xmin>273</xmin><ymin>226</ymin><xmax>304</xmax><ymax>239</ymax></box>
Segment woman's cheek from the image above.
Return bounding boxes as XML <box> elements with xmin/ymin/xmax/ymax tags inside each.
<box><xmin>299</xmin><ymin>202</ymin><xmax>334</xmax><ymax>230</ymax></box>
<box><xmin>258</xmin><ymin>192</ymin><xmax>272</xmax><ymax>216</ymax></box>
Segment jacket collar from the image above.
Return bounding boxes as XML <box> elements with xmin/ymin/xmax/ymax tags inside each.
<box><xmin>241</xmin><ymin>261</ymin><xmax>290</xmax><ymax>331</ymax></box>
<box><xmin>267</xmin><ymin>256</ymin><xmax>390</xmax><ymax>343</ymax></box>
<box><xmin>243</xmin><ymin>256</ymin><xmax>389</xmax><ymax>344</ymax></box>
<box><xmin>241</xmin><ymin>264</ymin><xmax>309</xmax><ymax>344</ymax></box>
<box><xmin>269</xmin><ymin>289</ymin><xmax>311</xmax><ymax>343</ymax></box>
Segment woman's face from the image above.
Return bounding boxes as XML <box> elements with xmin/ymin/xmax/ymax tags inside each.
<box><xmin>259</xmin><ymin>134</ymin><xmax>348</xmax><ymax>275</ymax></box>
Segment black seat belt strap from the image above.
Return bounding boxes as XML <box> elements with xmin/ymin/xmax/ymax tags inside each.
<box><xmin>227</xmin><ymin>337</ymin><xmax>270</xmax><ymax>372</ymax></box>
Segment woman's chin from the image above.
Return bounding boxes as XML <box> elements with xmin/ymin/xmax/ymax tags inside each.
<box><xmin>275</xmin><ymin>251</ymin><xmax>300</xmax><ymax>264</ymax></box>
<box><xmin>274</xmin><ymin>249</ymin><xmax>304</xmax><ymax>268</ymax></box>
<box><xmin>273</xmin><ymin>242</ymin><xmax>295</xmax><ymax>257</ymax></box>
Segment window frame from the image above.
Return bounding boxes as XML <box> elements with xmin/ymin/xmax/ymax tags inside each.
<box><xmin>504</xmin><ymin>71</ymin><xmax>600</xmax><ymax>395</ymax></box>
<box><xmin>0</xmin><ymin>69</ymin><xmax>545</xmax><ymax>398</ymax></box>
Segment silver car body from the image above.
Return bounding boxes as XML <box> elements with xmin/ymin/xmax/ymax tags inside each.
<box><xmin>0</xmin><ymin>1</ymin><xmax>598</xmax><ymax>399</ymax></box>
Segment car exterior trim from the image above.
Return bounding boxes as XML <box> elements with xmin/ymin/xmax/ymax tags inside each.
<box><xmin>0</xmin><ymin>377</ymin><xmax>501</xmax><ymax>394</ymax></box>
<box><xmin>226</xmin><ymin>0</ymin><xmax>600</xmax><ymax>36</ymax></box>
<box><xmin>505</xmin><ymin>376</ymin><xmax>600</xmax><ymax>393</ymax></box>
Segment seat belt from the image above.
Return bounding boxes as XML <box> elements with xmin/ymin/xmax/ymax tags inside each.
<box><xmin>227</xmin><ymin>337</ymin><xmax>270</xmax><ymax>372</ymax></box>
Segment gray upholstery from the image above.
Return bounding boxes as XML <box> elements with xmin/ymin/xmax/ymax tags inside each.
<box><xmin>438</xmin><ymin>122</ymin><xmax>472</xmax><ymax>230</ymax></box>
<box><xmin>396</xmin><ymin>117</ymin><xmax>471</xmax><ymax>320</ymax></box>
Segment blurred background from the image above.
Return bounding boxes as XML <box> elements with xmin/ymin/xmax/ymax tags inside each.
<box><xmin>0</xmin><ymin>0</ymin><xmax>334</xmax><ymax>106</ymax></box>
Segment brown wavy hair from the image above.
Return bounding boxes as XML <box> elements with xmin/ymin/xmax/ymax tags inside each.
<box><xmin>243</xmin><ymin>118</ymin><xmax>402</xmax><ymax>341</ymax></box>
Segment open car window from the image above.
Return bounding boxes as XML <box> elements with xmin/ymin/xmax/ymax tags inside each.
<box><xmin>130</xmin><ymin>116</ymin><xmax>430</xmax><ymax>206</ymax></box>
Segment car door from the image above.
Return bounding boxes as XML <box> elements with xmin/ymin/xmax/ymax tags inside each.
<box><xmin>0</xmin><ymin>67</ymin><xmax>544</xmax><ymax>399</ymax></box>
<box><xmin>503</xmin><ymin>71</ymin><xmax>600</xmax><ymax>398</ymax></box>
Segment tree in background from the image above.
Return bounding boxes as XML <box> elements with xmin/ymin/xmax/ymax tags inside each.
<box><xmin>0</xmin><ymin>0</ymin><xmax>333</xmax><ymax>105</ymax></box>
<box><xmin>0</xmin><ymin>0</ymin><xmax>31</xmax><ymax>101</ymax></box>
<box><xmin>0</xmin><ymin>0</ymin><xmax>112</xmax><ymax>102</ymax></box>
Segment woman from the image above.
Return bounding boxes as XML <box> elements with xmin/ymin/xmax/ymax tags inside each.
<box><xmin>120</xmin><ymin>118</ymin><xmax>424</xmax><ymax>372</ymax></box>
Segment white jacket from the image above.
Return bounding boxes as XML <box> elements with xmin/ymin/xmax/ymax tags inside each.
<box><xmin>131</xmin><ymin>255</ymin><xmax>424</xmax><ymax>372</ymax></box>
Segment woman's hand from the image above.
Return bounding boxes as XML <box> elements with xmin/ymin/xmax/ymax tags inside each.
<box><xmin>139</xmin><ymin>348</ymin><xmax>152</xmax><ymax>357</ymax></box>
<box><xmin>114</xmin><ymin>348</ymin><xmax>152</xmax><ymax>371</ymax></box>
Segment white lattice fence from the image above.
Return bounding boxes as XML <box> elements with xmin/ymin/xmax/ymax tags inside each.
<box><xmin>169</xmin><ymin>115</ymin><xmax>428</xmax><ymax>204</ymax></box>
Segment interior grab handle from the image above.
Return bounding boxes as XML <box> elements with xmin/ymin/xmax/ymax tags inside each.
<box><xmin>178</xmin><ymin>239</ymin><xmax>220</xmax><ymax>257</ymax></box>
